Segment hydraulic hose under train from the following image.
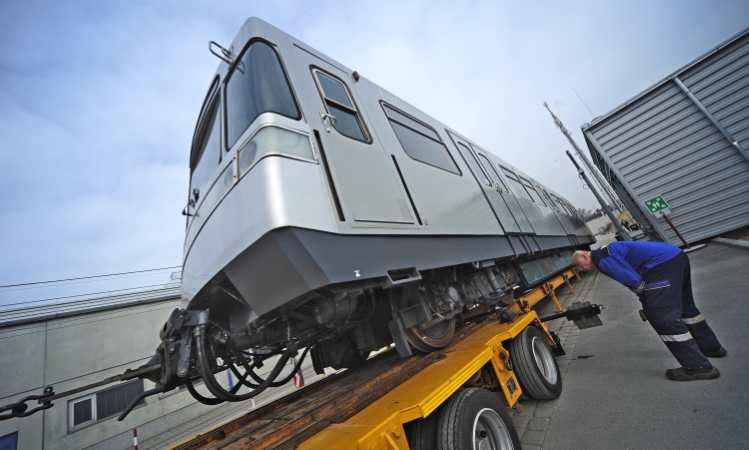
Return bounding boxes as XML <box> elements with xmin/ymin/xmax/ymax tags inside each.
<box><xmin>192</xmin><ymin>324</ymin><xmax>321</xmax><ymax>404</ymax></box>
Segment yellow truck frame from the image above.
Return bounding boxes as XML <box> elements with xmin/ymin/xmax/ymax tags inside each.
<box><xmin>172</xmin><ymin>268</ymin><xmax>584</xmax><ymax>450</ymax></box>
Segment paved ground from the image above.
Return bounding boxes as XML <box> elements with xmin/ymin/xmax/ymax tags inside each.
<box><xmin>529</xmin><ymin>242</ymin><xmax>749</xmax><ymax>449</ymax></box>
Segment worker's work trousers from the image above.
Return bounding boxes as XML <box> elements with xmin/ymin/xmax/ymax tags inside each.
<box><xmin>641</xmin><ymin>252</ymin><xmax>721</xmax><ymax>369</ymax></box>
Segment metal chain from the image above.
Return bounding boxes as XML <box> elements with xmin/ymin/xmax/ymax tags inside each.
<box><xmin>0</xmin><ymin>387</ymin><xmax>54</xmax><ymax>421</ymax></box>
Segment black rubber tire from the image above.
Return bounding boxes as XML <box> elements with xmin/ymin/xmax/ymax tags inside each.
<box><xmin>509</xmin><ymin>326</ymin><xmax>562</xmax><ymax>400</ymax></box>
<box><xmin>404</xmin><ymin>413</ymin><xmax>438</xmax><ymax>450</ymax></box>
<box><xmin>436</xmin><ymin>388</ymin><xmax>521</xmax><ymax>450</ymax></box>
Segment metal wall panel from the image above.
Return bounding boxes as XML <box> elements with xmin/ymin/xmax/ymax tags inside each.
<box><xmin>582</xmin><ymin>27</ymin><xmax>749</xmax><ymax>244</ymax></box>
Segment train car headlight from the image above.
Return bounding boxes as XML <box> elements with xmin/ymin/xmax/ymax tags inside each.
<box><xmin>239</xmin><ymin>126</ymin><xmax>315</xmax><ymax>176</ymax></box>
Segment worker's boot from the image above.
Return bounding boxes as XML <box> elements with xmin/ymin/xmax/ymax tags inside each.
<box><xmin>700</xmin><ymin>347</ymin><xmax>728</xmax><ymax>358</ymax></box>
<box><xmin>666</xmin><ymin>367</ymin><xmax>720</xmax><ymax>381</ymax></box>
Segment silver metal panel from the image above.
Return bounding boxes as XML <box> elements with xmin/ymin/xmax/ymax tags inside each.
<box><xmin>512</xmin><ymin>166</ymin><xmax>568</xmax><ymax>236</ymax></box>
<box><xmin>680</xmin><ymin>34</ymin><xmax>749</xmax><ymax>154</ymax></box>
<box><xmin>290</xmin><ymin>43</ymin><xmax>416</xmax><ymax>228</ymax></box>
<box><xmin>478</xmin><ymin>149</ymin><xmax>536</xmax><ymax>234</ymax></box>
<box><xmin>181</xmin><ymin>156</ymin><xmax>335</xmax><ymax>305</ymax></box>
<box><xmin>583</xmin><ymin>27</ymin><xmax>749</xmax><ymax>244</ymax></box>
<box><xmin>353</xmin><ymin>84</ymin><xmax>504</xmax><ymax>236</ymax></box>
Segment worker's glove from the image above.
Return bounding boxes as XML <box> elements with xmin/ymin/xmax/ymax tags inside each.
<box><xmin>633</xmin><ymin>281</ymin><xmax>645</xmax><ymax>297</ymax></box>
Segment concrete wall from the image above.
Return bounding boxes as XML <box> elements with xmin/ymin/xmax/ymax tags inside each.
<box><xmin>0</xmin><ymin>298</ymin><xmax>322</xmax><ymax>450</ymax></box>
<box><xmin>0</xmin><ymin>299</ymin><xmax>182</xmax><ymax>449</ymax></box>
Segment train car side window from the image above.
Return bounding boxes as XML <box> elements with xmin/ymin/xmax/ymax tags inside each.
<box><xmin>383</xmin><ymin>104</ymin><xmax>460</xmax><ymax>174</ymax></box>
<box><xmin>520</xmin><ymin>176</ymin><xmax>546</xmax><ymax>206</ymax></box>
<box><xmin>313</xmin><ymin>70</ymin><xmax>369</xmax><ymax>142</ymax></box>
<box><xmin>543</xmin><ymin>189</ymin><xmax>555</xmax><ymax>206</ymax></box>
<box><xmin>500</xmin><ymin>166</ymin><xmax>531</xmax><ymax>200</ymax></box>
<box><xmin>457</xmin><ymin>143</ymin><xmax>491</xmax><ymax>185</ymax></box>
<box><xmin>190</xmin><ymin>97</ymin><xmax>221</xmax><ymax>204</ymax></box>
<box><xmin>226</xmin><ymin>41</ymin><xmax>301</xmax><ymax>149</ymax></box>
<box><xmin>543</xmin><ymin>189</ymin><xmax>560</xmax><ymax>210</ymax></box>
<box><xmin>478</xmin><ymin>154</ymin><xmax>507</xmax><ymax>191</ymax></box>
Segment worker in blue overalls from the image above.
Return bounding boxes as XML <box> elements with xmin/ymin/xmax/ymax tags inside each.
<box><xmin>572</xmin><ymin>241</ymin><xmax>726</xmax><ymax>381</ymax></box>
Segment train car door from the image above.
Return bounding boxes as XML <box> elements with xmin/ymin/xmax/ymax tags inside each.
<box><xmin>292</xmin><ymin>46</ymin><xmax>414</xmax><ymax>227</ymax></box>
<box><xmin>449</xmin><ymin>133</ymin><xmax>522</xmax><ymax>233</ymax></box>
<box><xmin>473</xmin><ymin>149</ymin><xmax>536</xmax><ymax>234</ymax></box>
<box><xmin>541</xmin><ymin>188</ymin><xmax>576</xmax><ymax>235</ymax></box>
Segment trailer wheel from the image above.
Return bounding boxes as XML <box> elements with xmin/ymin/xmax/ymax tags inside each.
<box><xmin>404</xmin><ymin>413</ymin><xmax>438</xmax><ymax>450</ymax></box>
<box><xmin>509</xmin><ymin>326</ymin><xmax>561</xmax><ymax>399</ymax></box>
<box><xmin>436</xmin><ymin>388</ymin><xmax>520</xmax><ymax>450</ymax></box>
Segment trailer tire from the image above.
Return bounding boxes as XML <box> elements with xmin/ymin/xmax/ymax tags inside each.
<box><xmin>436</xmin><ymin>388</ymin><xmax>520</xmax><ymax>450</ymax></box>
<box><xmin>509</xmin><ymin>326</ymin><xmax>561</xmax><ymax>400</ymax></box>
<box><xmin>404</xmin><ymin>413</ymin><xmax>438</xmax><ymax>450</ymax></box>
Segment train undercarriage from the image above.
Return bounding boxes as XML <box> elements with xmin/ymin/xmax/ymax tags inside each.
<box><xmin>135</xmin><ymin>249</ymin><xmax>575</xmax><ymax>415</ymax></box>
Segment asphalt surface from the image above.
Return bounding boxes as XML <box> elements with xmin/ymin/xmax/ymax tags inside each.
<box><xmin>542</xmin><ymin>243</ymin><xmax>749</xmax><ymax>449</ymax></box>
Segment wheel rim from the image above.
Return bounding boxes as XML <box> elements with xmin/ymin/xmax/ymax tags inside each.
<box><xmin>531</xmin><ymin>336</ymin><xmax>558</xmax><ymax>384</ymax></box>
<box><xmin>472</xmin><ymin>407</ymin><xmax>515</xmax><ymax>450</ymax></box>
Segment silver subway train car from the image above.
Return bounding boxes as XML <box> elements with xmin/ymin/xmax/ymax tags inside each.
<box><xmin>148</xmin><ymin>18</ymin><xmax>594</xmax><ymax>406</ymax></box>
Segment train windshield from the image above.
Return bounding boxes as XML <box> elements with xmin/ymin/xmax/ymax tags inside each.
<box><xmin>225</xmin><ymin>41</ymin><xmax>300</xmax><ymax>149</ymax></box>
<box><xmin>190</xmin><ymin>98</ymin><xmax>221</xmax><ymax>201</ymax></box>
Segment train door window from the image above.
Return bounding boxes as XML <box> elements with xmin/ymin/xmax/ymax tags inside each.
<box><xmin>520</xmin><ymin>176</ymin><xmax>546</xmax><ymax>206</ymax></box>
<box><xmin>543</xmin><ymin>189</ymin><xmax>555</xmax><ymax>206</ymax></box>
<box><xmin>556</xmin><ymin>197</ymin><xmax>567</xmax><ymax>213</ymax></box>
<box><xmin>313</xmin><ymin>70</ymin><xmax>369</xmax><ymax>142</ymax></box>
<box><xmin>190</xmin><ymin>96</ymin><xmax>222</xmax><ymax>209</ymax></box>
<box><xmin>478</xmin><ymin>154</ymin><xmax>507</xmax><ymax>191</ymax></box>
<box><xmin>566</xmin><ymin>200</ymin><xmax>582</xmax><ymax>219</ymax></box>
<box><xmin>457</xmin><ymin>143</ymin><xmax>491</xmax><ymax>186</ymax></box>
<box><xmin>544</xmin><ymin>189</ymin><xmax>560</xmax><ymax>211</ymax></box>
<box><xmin>556</xmin><ymin>196</ymin><xmax>574</xmax><ymax>216</ymax></box>
<box><xmin>383</xmin><ymin>104</ymin><xmax>460</xmax><ymax>174</ymax></box>
<box><xmin>500</xmin><ymin>166</ymin><xmax>531</xmax><ymax>200</ymax></box>
<box><xmin>225</xmin><ymin>41</ymin><xmax>301</xmax><ymax>149</ymax></box>
<box><xmin>0</xmin><ymin>432</ymin><xmax>18</xmax><ymax>450</ymax></box>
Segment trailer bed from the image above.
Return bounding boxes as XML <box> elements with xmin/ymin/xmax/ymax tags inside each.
<box><xmin>171</xmin><ymin>268</ymin><xmax>581</xmax><ymax>450</ymax></box>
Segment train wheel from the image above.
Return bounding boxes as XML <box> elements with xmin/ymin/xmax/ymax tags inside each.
<box><xmin>436</xmin><ymin>388</ymin><xmax>521</xmax><ymax>450</ymax></box>
<box><xmin>405</xmin><ymin>318</ymin><xmax>456</xmax><ymax>352</ymax></box>
<box><xmin>509</xmin><ymin>326</ymin><xmax>562</xmax><ymax>399</ymax></box>
<box><xmin>396</xmin><ymin>285</ymin><xmax>456</xmax><ymax>352</ymax></box>
<box><xmin>499</xmin><ymin>288</ymin><xmax>515</xmax><ymax>306</ymax></box>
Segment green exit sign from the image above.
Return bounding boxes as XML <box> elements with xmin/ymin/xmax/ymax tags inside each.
<box><xmin>644</xmin><ymin>195</ymin><xmax>670</xmax><ymax>215</ymax></box>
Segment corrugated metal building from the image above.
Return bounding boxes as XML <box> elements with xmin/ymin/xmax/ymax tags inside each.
<box><xmin>582</xmin><ymin>26</ymin><xmax>749</xmax><ymax>245</ymax></box>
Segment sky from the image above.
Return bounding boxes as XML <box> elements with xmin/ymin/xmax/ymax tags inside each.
<box><xmin>1</xmin><ymin>0</ymin><xmax>747</xmax><ymax>306</ymax></box>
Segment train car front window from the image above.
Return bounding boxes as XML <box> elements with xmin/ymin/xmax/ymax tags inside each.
<box><xmin>226</xmin><ymin>41</ymin><xmax>301</xmax><ymax>149</ymax></box>
<box><xmin>190</xmin><ymin>98</ymin><xmax>221</xmax><ymax>204</ymax></box>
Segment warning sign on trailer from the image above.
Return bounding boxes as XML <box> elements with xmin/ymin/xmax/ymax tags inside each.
<box><xmin>644</xmin><ymin>195</ymin><xmax>671</xmax><ymax>216</ymax></box>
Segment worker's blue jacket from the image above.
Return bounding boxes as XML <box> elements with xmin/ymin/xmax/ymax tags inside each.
<box><xmin>590</xmin><ymin>241</ymin><xmax>682</xmax><ymax>292</ymax></box>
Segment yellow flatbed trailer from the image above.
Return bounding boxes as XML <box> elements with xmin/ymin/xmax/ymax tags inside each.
<box><xmin>171</xmin><ymin>268</ymin><xmax>593</xmax><ymax>450</ymax></box>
